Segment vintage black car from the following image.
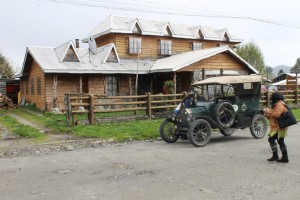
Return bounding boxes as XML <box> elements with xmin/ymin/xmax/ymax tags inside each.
<box><xmin>160</xmin><ymin>75</ymin><xmax>268</xmax><ymax>147</ymax></box>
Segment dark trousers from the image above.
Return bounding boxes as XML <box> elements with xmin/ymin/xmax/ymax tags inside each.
<box><xmin>268</xmin><ymin>132</ymin><xmax>287</xmax><ymax>150</ymax></box>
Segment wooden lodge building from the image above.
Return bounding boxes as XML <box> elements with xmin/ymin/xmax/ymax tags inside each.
<box><xmin>19</xmin><ymin>15</ymin><xmax>258</xmax><ymax>111</ymax></box>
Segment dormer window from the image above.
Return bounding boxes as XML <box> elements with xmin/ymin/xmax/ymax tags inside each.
<box><xmin>64</xmin><ymin>48</ymin><xmax>80</xmax><ymax>62</ymax></box>
<box><xmin>160</xmin><ymin>40</ymin><xmax>172</xmax><ymax>55</ymax></box>
<box><xmin>192</xmin><ymin>42</ymin><xmax>203</xmax><ymax>51</ymax></box>
<box><xmin>128</xmin><ymin>37</ymin><xmax>142</xmax><ymax>54</ymax></box>
<box><xmin>132</xmin><ymin>23</ymin><xmax>142</xmax><ymax>34</ymax></box>
<box><xmin>163</xmin><ymin>26</ymin><xmax>172</xmax><ymax>37</ymax></box>
<box><xmin>223</xmin><ymin>33</ymin><xmax>230</xmax><ymax>41</ymax></box>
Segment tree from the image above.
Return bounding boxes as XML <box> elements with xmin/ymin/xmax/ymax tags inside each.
<box><xmin>278</xmin><ymin>69</ymin><xmax>284</xmax><ymax>76</ymax></box>
<box><xmin>290</xmin><ymin>57</ymin><xmax>300</xmax><ymax>73</ymax></box>
<box><xmin>0</xmin><ymin>51</ymin><xmax>15</xmax><ymax>79</ymax></box>
<box><xmin>236</xmin><ymin>41</ymin><xmax>266</xmax><ymax>75</ymax></box>
<box><xmin>265</xmin><ymin>66</ymin><xmax>274</xmax><ymax>79</ymax></box>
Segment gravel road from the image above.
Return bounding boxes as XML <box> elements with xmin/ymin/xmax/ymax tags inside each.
<box><xmin>1</xmin><ymin>125</ymin><xmax>300</xmax><ymax>200</ymax></box>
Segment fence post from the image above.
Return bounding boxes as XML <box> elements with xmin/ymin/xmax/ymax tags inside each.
<box><xmin>295</xmin><ymin>89</ymin><xmax>298</xmax><ymax>105</ymax></box>
<box><xmin>147</xmin><ymin>92</ymin><xmax>152</xmax><ymax>119</ymax></box>
<box><xmin>65</xmin><ymin>94</ymin><xmax>71</xmax><ymax>125</ymax></box>
<box><xmin>266</xmin><ymin>91</ymin><xmax>270</xmax><ymax>107</ymax></box>
<box><xmin>89</xmin><ymin>94</ymin><xmax>95</xmax><ymax>125</ymax></box>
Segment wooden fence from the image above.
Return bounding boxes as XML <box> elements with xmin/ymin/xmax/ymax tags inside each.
<box><xmin>65</xmin><ymin>93</ymin><xmax>184</xmax><ymax>125</ymax></box>
<box><xmin>261</xmin><ymin>90</ymin><xmax>299</xmax><ymax>107</ymax></box>
<box><xmin>65</xmin><ymin>90</ymin><xmax>299</xmax><ymax>125</ymax></box>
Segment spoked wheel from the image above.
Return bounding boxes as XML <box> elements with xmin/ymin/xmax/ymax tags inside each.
<box><xmin>250</xmin><ymin>114</ymin><xmax>267</xmax><ymax>139</ymax></box>
<box><xmin>214</xmin><ymin>102</ymin><xmax>236</xmax><ymax>128</ymax></box>
<box><xmin>188</xmin><ymin>119</ymin><xmax>212</xmax><ymax>147</ymax></box>
<box><xmin>160</xmin><ymin>119</ymin><xmax>180</xmax><ymax>143</ymax></box>
<box><xmin>220</xmin><ymin>128</ymin><xmax>235</xmax><ymax>136</ymax></box>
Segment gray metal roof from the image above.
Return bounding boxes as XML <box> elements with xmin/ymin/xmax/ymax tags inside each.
<box><xmin>150</xmin><ymin>46</ymin><xmax>258</xmax><ymax>74</ymax></box>
<box><xmin>21</xmin><ymin>43</ymin><xmax>154</xmax><ymax>75</ymax></box>
<box><xmin>20</xmin><ymin>43</ymin><xmax>257</xmax><ymax>77</ymax></box>
<box><xmin>82</xmin><ymin>15</ymin><xmax>243</xmax><ymax>43</ymax></box>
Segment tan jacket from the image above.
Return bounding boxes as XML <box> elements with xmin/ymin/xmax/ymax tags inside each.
<box><xmin>264</xmin><ymin>100</ymin><xmax>288</xmax><ymax>131</ymax></box>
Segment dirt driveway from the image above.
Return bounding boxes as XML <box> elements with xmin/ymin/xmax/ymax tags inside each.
<box><xmin>1</xmin><ymin>124</ymin><xmax>300</xmax><ymax>200</ymax></box>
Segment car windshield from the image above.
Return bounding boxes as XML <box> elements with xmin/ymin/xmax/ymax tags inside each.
<box><xmin>194</xmin><ymin>84</ymin><xmax>235</xmax><ymax>102</ymax></box>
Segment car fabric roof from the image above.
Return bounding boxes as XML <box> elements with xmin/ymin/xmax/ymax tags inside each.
<box><xmin>192</xmin><ymin>75</ymin><xmax>263</xmax><ymax>86</ymax></box>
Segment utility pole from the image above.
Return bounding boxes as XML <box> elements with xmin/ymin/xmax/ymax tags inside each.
<box><xmin>135</xmin><ymin>45</ymin><xmax>140</xmax><ymax>96</ymax></box>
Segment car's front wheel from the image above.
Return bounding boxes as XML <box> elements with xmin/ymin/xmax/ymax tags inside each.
<box><xmin>160</xmin><ymin>119</ymin><xmax>180</xmax><ymax>143</ymax></box>
<box><xmin>188</xmin><ymin>119</ymin><xmax>212</xmax><ymax>147</ymax></box>
<box><xmin>250</xmin><ymin>114</ymin><xmax>267</xmax><ymax>139</ymax></box>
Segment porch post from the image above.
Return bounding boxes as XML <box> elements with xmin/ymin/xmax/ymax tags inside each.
<box><xmin>220</xmin><ymin>69</ymin><xmax>224</xmax><ymax>93</ymax></box>
<box><xmin>53</xmin><ymin>75</ymin><xmax>57</xmax><ymax>108</ymax></box>
<box><xmin>173</xmin><ymin>72</ymin><xmax>177</xmax><ymax>94</ymax></box>
<box><xmin>202</xmin><ymin>68</ymin><xmax>206</xmax><ymax>95</ymax></box>
<box><xmin>79</xmin><ymin>75</ymin><xmax>82</xmax><ymax>93</ymax></box>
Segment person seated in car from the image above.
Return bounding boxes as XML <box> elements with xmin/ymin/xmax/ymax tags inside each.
<box><xmin>183</xmin><ymin>92</ymin><xmax>195</xmax><ymax>108</ymax></box>
<box><xmin>174</xmin><ymin>92</ymin><xmax>195</xmax><ymax>115</ymax></box>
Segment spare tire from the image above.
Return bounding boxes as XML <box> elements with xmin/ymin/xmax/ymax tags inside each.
<box><xmin>214</xmin><ymin>102</ymin><xmax>236</xmax><ymax>128</ymax></box>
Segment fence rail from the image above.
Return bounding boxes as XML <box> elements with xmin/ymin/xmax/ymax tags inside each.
<box><xmin>65</xmin><ymin>93</ymin><xmax>184</xmax><ymax>125</ymax></box>
<box><xmin>261</xmin><ymin>90</ymin><xmax>299</xmax><ymax>107</ymax></box>
<box><xmin>65</xmin><ymin>90</ymin><xmax>299</xmax><ymax>125</ymax></box>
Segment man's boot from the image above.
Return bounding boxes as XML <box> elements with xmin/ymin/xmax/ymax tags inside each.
<box><xmin>267</xmin><ymin>145</ymin><xmax>279</xmax><ymax>162</ymax></box>
<box><xmin>277</xmin><ymin>147</ymin><xmax>289</xmax><ymax>163</ymax></box>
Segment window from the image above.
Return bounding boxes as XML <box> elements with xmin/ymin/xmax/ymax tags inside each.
<box><xmin>160</xmin><ymin>40</ymin><xmax>172</xmax><ymax>55</ymax></box>
<box><xmin>128</xmin><ymin>38</ymin><xmax>142</xmax><ymax>54</ymax></box>
<box><xmin>37</xmin><ymin>77</ymin><xmax>41</xmax><ymax>95</ymax></box>
<box><xmin>31</xmin><ymin>78</ymin><xmax>34</xmax><ymax>95</ymax></box>
<box><xmin>192</xmin><ymin>42</ymin><xmax>203</xmax><ymax>51</ymax></box>
<box><xmin>106</xmin><ymin>75</ymin><xmax>120</xmax><ymax>96</ymax></box>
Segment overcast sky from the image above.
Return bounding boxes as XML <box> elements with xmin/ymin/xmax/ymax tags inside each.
<box><xmin>1</xmin><ymin>0</ymin><xmax>300</xmax><ymax>73</ymax></box>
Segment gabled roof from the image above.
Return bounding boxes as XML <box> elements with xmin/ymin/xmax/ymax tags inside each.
<box><xmin>271</xmin><ymin>78</ymin><xmax>300</xmax><ymax>86</ymax></box>
<box><xmin>81</xmin><ymin>43</ymin><xmax>120</xmax><ymax>64</ymax></box>
<box><xmin>20</xmin><ymin>42</ymin><xmax>153</xmax><ymax>75</ymax></box>
<box><xmin>150</xmin><ymin>46</ymin><xmax>258</xmax><ymax>74</ymax></box>
<box><xmin>82</xmin><ymin>15</ymin><xmax>243</xmax><ymax>42</ymax></box>
<box><xmin>54</xmin><ymin>41</ymin><xmax>81</xmax><ymax>62</ymax></box>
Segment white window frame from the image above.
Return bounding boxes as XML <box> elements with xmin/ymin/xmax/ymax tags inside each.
<box><xmin>106</xmin><ymin>75</ymin><xmax>120</xmax><ymax>96</ymax></box>
<box><xmin>192</xmin><ymin>42</ymin><xmax>203</xmax><ymax>51</ymax></box>
<box><xmin>128</xmin><ymin>38</ymin><xmax>142</xmax><ymax>54</ymax></box>
<box><xmin>160</xmin><ymin>40</ymin><xmax>172</xmax><ymax>55</ymax></box>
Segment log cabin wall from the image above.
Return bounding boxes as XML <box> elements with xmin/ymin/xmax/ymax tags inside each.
<box><xmin>20</xmin><ymin>59</ymin><xmax>45</xmax><ymax>110</ymax></box>
<box><xmin>178</xmin><ymin>52</ymin><xmax>249</xmax><ymax>73</ymax></box>
<box><xmin>96</xmin><ymin>33</ymin><xmax>237</xmax><ymax>60</ymax></box>
<box><xmin>45</xmin><ymin>74</ymin><xmax>89</xmax><ymax>111</ymax></box>
<box><xmin>43</xmin><ymin>74</ymin><xmax>131</xmax><ymax>111</ymax></box>
<box><xmin>88</xmin><ymin>75</ymin><xmax>106</xmax><ymax>94</ymax></box>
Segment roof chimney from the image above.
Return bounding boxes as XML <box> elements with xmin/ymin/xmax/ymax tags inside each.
<box><xmin>75</xmin><ymin>39</ymin><xmax>79</xmax><ymax>48</ymax></box>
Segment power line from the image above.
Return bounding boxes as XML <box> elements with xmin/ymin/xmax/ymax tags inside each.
<box><xmin>39</xmin><ymin>0</ymin><xmax>300</xmax><ymax>29</ymax></box>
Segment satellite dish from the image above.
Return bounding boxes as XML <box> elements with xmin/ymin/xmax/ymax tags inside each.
<box><xmin>88</xmin><ymin>36</ymin><xmax>97</xmax><ymax>55</ymax></box>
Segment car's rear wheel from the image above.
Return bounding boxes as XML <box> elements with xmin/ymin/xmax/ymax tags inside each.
<box><xmin>188</xmin><ymin>119</ymin><xmax>212</xmax><ymax>147</ymax></box>
<box><xmin>160</xmin><ymin>119</ymin><xmax>180</xmax><ymax>143</ymax></box>
<box><xmin>250</xmin><ymin>114</ymin><xmax>267</xmax><ymax>139</ymax></box>
<box><xmin>214</xmin><ymin>102</ymin><xmax>236</xmax><ymax>128</ymax></box>
<box><xmin>220</xmin><ymin>128</ymin><xmax>235</xmax><ymax>136</ymax></box>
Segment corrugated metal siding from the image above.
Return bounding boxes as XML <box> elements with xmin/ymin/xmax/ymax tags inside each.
<box><xmin>0</xmin><ymin>79</ymin><xmax>7</xmax><ymax>95</ymax></box>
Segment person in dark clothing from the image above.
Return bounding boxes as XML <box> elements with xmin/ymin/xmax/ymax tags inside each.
<box><xmin>182</xmin><ymin>92</ymin><xmax>195</xmax><ymax>108</ymax></box>
<box><xmin>263</xmin><ymin>92</ymin><xmax>289</xmax><ymax>163</ymax></box>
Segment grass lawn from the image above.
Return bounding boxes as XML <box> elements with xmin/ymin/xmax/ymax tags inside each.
<box><xmin>1</xmin><ymin>106</ymin><xmax>299</xmax><ymax>140</ymax></box>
